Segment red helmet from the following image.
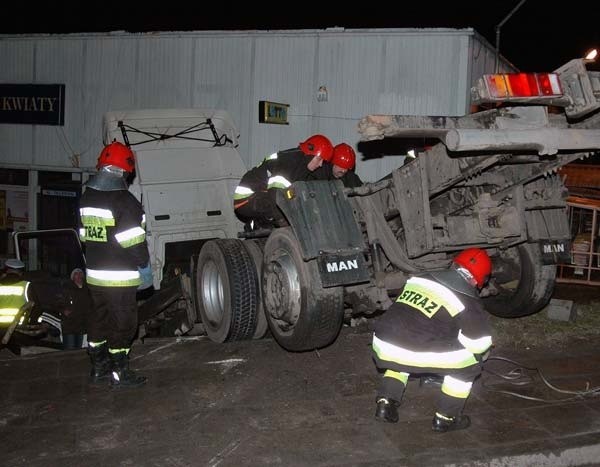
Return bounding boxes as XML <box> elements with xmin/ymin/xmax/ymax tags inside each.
<box><xmin>96</xmin><ymin>142</ymin><xmax>136</xmax><ymax>172</ymax></box>
<box><xmin>453</xmin><ymin>248</ymin><xmax>492</xmax><ymax>288</ymax></box>
<box><xmin>299</xmin><ymin>134</ymin><xmax>334</xmax><ymax>161</ymax></box>
<box><xmin>332</xmin><ymin>143</ymin><xmax>356</xmax><ymax>170</ymax></box>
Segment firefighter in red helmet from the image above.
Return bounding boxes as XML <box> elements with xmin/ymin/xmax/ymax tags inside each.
<box><xmin>324</xmin><ymin>143</ymin><xmax>363</xmax><ymax>188</ymax></box>
<box><xmin>371</xmin><ymin>248</ymin><xmax>493</xmax><ymax>432</ymax></box>
<box><xmin>78</xmin><ymin>141</ymin><xmax>151</xmax><ymax>388</ymax></box>
<box><xmin>233</xmin><ymin>134</ymin><xmax>334</xmax><ymax>228</ymax></box>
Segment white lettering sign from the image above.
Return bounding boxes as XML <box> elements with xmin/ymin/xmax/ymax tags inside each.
<box><xmin>326</xmin><ymin>259</ymin><xmax>359</xmax><ymax>273</ymax></box>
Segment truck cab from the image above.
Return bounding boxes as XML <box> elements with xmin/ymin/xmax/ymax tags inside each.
<box><xmin>102</xmin><ymin>109</ymin><xmax>248</xmax><ymax>337</ymax></box>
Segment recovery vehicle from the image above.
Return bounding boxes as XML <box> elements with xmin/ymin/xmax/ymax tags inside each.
<box><xmin>196</xmin><ymin>52</ymin><xmax>600</xmax><ymax>351</ymax></box>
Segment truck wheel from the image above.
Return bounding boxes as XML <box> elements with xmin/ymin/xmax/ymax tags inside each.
<box><xmin>262</xmin><ymin>227</ymin><xmax>344</xmax><ymax>351</ymax></box>
<box><xmin>483</xmin><ymin>243</ymin><xmax>556</xmax><ymax>318</ymax></box>
<box><xmin>242</xmin><ymin>239</ymin><xmax>269</xmax><ymax>339</ymax></box>
<box><xmin>196</xmin><ymin>239</ymin><xmax>258</xmax><ymax>342</ymax></box>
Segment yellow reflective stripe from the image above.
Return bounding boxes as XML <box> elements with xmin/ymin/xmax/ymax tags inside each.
<box><xmin>89</xmin><ymin>340</ymin><xmax>107</xmax><ymax>347</ymax></box>
<box><xmin>0</xmin><ymin>281</ymin><xmax>29</xmax><ymax>318</ymax></box>
<box><xmin>87</xmin><ymin>276</ymin><xmax>141</xmax><ymax>287</ymax></box>
<box><xmin>267</xmin><ymin>175</ymin><xmax>291</xmax><ymax>189</ymax></box>
<box><xmin>384</xmin><ymin>370</ymin><xmax>409</xmax><ymax>385</ymax></box>
<box><xmin>0</xmin><ymin>308</ymin><xmax>20</xmax><ymax>315</ymax></box>
<box><xmin>441</xmin><ymin>375</ymin><xmax>472</xmax><ymax>399</ymax></box>
<box><xmin>458</xmin><ymin>330</ymin><xmax>492</xmax><ymax>354</ymax></box>
<box><xmin>86</xmin><ymin>268</ymin><xmax>141</xmax><ymax>287</ymax></box>
<box><xmin>264</xmin><ymin>152</ymin><xmax>278</xmax><ymax>161</ymax></box>
<box><xmin>141</xmin><ymin>214</ymin><xmax>146</xmax><ymax>229</ymax></box>
<box><xmin>80</xmin><ymin>215</ymin><xmax>116</xmax><ymax>227</ymax></box>
<box><xmin>115</xmin><ymin>226</ymin><xmax>146</xmax><ymax>248</ymax></box>
<box><xmin>396</xmin><ymin>277</ymin><xmax>464</xmax><ymax>317</ymax></box>
<box><xmin>234</xmin><ymin>186</ymin><xmax>254</xmax><ymax>200</ymax></box>
<box><xmin>0</xmin><ymin>286</ymin><xmax>25</xmax><ymax>295</ymax></box>
<box><xmin>80</xmin><ymin>207</ymin><xmax>114</xmax><ymax>220</ymax></box>
<box><xmin>109</xmin><ymin>348</ymin><xmax>130</xmax><ymax>354</ymax></box>
<box><xmin>80</xmin><ymin>207</ymin><xmax>115</xmax><ymax>242</ymax></box>
<box><xmin>373</xmin><ymin>335</ymin><xmax>477</xmax><ymax>369</ymax></box>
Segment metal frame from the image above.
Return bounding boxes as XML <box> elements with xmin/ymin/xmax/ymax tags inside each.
<box><xmin>556</xmin><ymin>197</ymin><xmax>600</xmax><ymax>286</ymax></box>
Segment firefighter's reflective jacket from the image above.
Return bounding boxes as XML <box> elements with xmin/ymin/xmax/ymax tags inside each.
<box><xmin>79</xmin><ymin>187</ymin><xmax>149</xmax><ymax>287</ymax></box>
<box><xmin>234</xmin><ymin>148</ymin><xmax>321</xmax><ymax>205</ymax></box>
<box><xmin>0</xmin><ymin>275</ymin><xmax>30</xmax><ymax>325</ymax></box>
<box><xmin>372</xmin><ymin>271</ymin><xmax>492</xmax><ymax>371</ymax></box>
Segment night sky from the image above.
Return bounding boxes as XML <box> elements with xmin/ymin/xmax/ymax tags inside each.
<box><xmin>2</xmin><ymin>1</ymin><xmax>598</xmax><ymax>72</ymax></box>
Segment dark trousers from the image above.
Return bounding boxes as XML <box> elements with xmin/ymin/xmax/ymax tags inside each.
<box><xmin>63</xmin><ymin>334</ymin><xmax>84</xmax><ymax>350</ymax></box>
<box><xmin>88</xmin><ymin>285</ymin><xmax>138</xmax><ymax>350</ymax></box>
<box><xmin>234</xmin><ymin>191</ymin><xmax>285</xmax><ymax>228</ymax></box>
<box><xmin>377</xmin><ymin>364</ymin><xmax>482</xmax><ymax>418</ymax></box>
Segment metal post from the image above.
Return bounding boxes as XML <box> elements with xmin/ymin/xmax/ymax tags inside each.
<box><xmin>495</xmin><ymin>0</ymin><xmax>527</xmax><ymax>72</ymax></box>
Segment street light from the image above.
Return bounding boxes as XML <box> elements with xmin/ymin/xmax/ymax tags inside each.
<box><xmin>495</xmin><ymin>0</ymin><xmax>527</xmax><ymax>72</ymax></box>
<box><xmin>584</xmin><ymin>49</ymin><xmax>598</xmax><ymax>62</ymax></box>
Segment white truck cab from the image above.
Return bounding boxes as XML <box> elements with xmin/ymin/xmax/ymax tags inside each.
<box><xmin>102</xmin><ymin>108</ymin><xmax>246</xmax><ymax>288</ymax></box>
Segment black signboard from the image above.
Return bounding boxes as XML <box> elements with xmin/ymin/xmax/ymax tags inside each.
<box><xmin>258</xmin><ymin>100</ymin><xmax>289</xmax><ymax>125</ymax></box>
<box><xmin>0</xmin><ymin>84</ymin><xmax>65</xmax><ymax>126</ymax></box>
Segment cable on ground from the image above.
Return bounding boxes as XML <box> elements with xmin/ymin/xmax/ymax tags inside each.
<box><xmin>481</xmin><ymin>355</ymin><xmax>600</xmax><ymax>403</ymax></box>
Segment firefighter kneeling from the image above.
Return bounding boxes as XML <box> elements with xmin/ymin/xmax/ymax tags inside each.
<box><xmin>371</xmin><ymin>248</ymin><xmax>493</xmax><ymax>432</ymax></box>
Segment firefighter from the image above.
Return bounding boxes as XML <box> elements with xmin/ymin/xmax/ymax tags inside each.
<box><xmin>0</xmin><ymin>259</ymin><xmax>31</xmax><ymax>327</ymax></box>
<box><xmin>371</xmin><ymin>248</ymin><xmax>493</xmax><ymax>433</ymax></box>
<box><xmin>79</xmin><ymin>141</ymin><xmax>151</xmax><ymax>388</ymax></box>
<box><xmin>233</xmin><ymin>134</ymin><xmax>334</xmax><ymax>228</ymax></box>
<box><xmin>320</xmin><ymin>143</ymin><xmax>363</xmax><ymax>188</ymax></box>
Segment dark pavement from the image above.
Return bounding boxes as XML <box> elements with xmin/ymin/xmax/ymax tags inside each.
<box><xmin>2</xmin><ymin>322</ymin><xmax>600</xmax><ymax>467</ymax></box>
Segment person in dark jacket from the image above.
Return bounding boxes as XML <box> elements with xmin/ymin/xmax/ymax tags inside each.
<box><xmin>79</xmin><ymin>141</ymin><xmax>151</xmax><ymax>388</ymax></box>
<box><xmin>371</xmin><ymin>248</ymin><xmax>493</xmax><ymax>433</ymax></box>
<box><xmin>318</xmin><ymin>143</ymin><xmax>363</xmax><ymax>188</ymax></box>
<box><xmin>233</xmin><ymin>134</ymin><xmax>335</xmax><ymax>228</ymax></box>
<box><xmin>61</xmin><ymin>268</ymin><xmax>91</xmax><ymax>350</ymax></box>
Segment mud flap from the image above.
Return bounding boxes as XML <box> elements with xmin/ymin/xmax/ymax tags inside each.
<box><xmin>539</xmin><ymin>239</ymin><xmax>571</xmax><ymax>265</ymax></box>
<box><xmin>276</xmin><ymin>180</ymin><xmax>369</xmax><ymax>287</ymax></box>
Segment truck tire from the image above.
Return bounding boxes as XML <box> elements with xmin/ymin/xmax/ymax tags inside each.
<box><xmin>196</xmin><ymin>239</ymin><xmax>258</xmax><ymax>342</ymax></box>
<box><xmin>262</xmin><ymin>227</ymin><xmax>344</xmax><ymax>351</ymax></box>
<box><xmin>242</xmin><ymin>239</ymin><xmax>269</xmax><ymax>339</ymax></box>
<box><xmin>483</xmin><ymin>243</ymin><xmax>556</xmax><ymax>318</ymax></box>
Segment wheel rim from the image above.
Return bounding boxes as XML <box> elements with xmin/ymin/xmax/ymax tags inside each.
<box><xmin>484</xmin><ymin>244</ymin><xmax>555</xmax><ymax>317</ymax></box>
<box><xmin>200</xmin><ymin>259</ymin><xmax>225</xmax><ymax>326</ymax></box>
<box><xmin>264</xmin><ymin>248</ymin><xmax>301</xmax><ymax>335</ymax></box>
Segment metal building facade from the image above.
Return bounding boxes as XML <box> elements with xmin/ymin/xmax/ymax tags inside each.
<box><xmin>0</xmin><ymin>28</ymin><xmax>508</xmax><ymax>184</ymax></box>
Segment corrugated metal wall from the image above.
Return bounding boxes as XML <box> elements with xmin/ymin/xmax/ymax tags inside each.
<box><xmin>0</xmin><ymin>28</ymin><xmax>505</xmax><ymax>182</ymax></box>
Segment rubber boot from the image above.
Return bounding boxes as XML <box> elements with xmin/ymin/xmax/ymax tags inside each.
<box><xmin>432</xmin><ymin>412</ymin><xmax>471</xmax><ymax>433</ymax></box>
<box><xmin>88</xmin><ymin>343</ymin><xmax>111</xmax><ymax>385</ymax></box>
<box><xmin>110</xmin><ymin>351</ymin><xmax>147</xmax><ymax>388</ymax></box>
<box><xmin>375</xmin><ymin>398</ymin><xmax>400</xmax><ymax>423</ymax></box>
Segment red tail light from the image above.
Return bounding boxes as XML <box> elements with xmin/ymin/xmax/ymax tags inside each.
<box><xmin>483</xmin><ymin>72</ymin><xmax>562</xmax><ymax>99</ymax></box>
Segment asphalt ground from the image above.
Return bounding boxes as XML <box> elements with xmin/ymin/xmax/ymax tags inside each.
<box><xmin>2</xmin><ymin>307</ymin><xmax>600</xmax><ymax>467</ymax></box>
